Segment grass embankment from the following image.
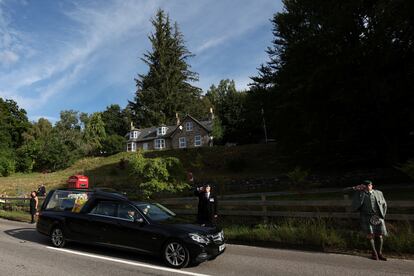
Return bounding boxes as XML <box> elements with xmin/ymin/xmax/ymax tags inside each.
<box><xmin>0</xmin><ymin>144</ymin><xmax>281</xmax><ymax>196</ymax></box>
<box><xmin>0</xmin><ymin>152</ymin><xmax>134</xmax><ymax>196</ymax></box>
<box><xmin>224</xmin><ymin>219</ymin><xmax>414</xmax><ymax>256</ymax></box>
<box><xmin>0</xmin><ymin>210</ymin><xmax>31</xmax><ymax>222</ymax></box>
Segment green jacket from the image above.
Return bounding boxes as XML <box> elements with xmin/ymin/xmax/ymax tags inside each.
<box><xmin>351</xmin><ymin>190</ymin><xmax>387</xmax><ymax>219</ymax></box>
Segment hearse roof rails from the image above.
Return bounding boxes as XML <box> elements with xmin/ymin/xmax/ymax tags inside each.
<box><xmin>92</xmin><ymin>188</ymin><xmax>128</xmax><ymax>199</ymax></box>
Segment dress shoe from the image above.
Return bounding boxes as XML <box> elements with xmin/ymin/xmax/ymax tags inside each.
<box><xmin>378</xmin><ymin>254</ymin><xmax>387</xmax><ymax>261</ymax></box>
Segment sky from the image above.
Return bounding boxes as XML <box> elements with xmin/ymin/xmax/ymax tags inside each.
<box><xmin>0</xmin><ymin>0</ymin><xmax>283</xmax><ymax>123</ymax></box>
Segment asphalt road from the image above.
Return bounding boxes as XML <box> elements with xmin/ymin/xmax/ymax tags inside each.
<box><xmin>1</xmin><ymin>219</ymin><xmax>413</xmax><ymax>276</ymax></box>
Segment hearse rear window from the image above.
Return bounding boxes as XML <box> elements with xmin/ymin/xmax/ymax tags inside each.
<box><xmin>45</xmin><ymin>190</ymin><xmax>89</xmax><ymax>212</ymax></box>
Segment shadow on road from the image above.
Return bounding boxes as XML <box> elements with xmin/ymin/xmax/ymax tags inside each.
<box><xmin>5</xmin><ymin>227</ymin><xmax>50</xmax><ymax>244</ymax></box>
<box><xmin>4</xmin><ymin>227</ymin><xmax>166</xmax><ymax>267</ymax></box>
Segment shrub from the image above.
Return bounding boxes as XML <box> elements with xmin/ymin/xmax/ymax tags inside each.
<box><xmin>286</xmin><ymin>166</ymin><xmax>309</xmax><ymax>188</ymax></box>
<box><xmin>0</xmin><ymin>155</ymin><xmax>15</xmax><ymax>176</ymax></box>
<box><xmin>128</xmin><ymin>151</ymin><xmax>189</xmax><ymax>199</ymax></box>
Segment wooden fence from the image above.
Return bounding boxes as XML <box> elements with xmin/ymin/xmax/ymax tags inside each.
<box><xmin>160</xmin><ymin>195</ymin><xmax>414</xmax><ymax>221</ymax></box>
<box><xmin>0</xmin><ymin>197</ymin><xmax>45</xmax><ymax>212</ymax></box>
<box><xmin>1</xmin><ymin>195</ymin><xmax>413</xmax><ymax>221</ymax></box>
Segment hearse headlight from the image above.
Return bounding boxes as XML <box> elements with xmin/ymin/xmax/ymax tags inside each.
<box><xmin>189</xmin><ymin>233</ymin><xmax>210</xmax><ymax>244</ymax></box>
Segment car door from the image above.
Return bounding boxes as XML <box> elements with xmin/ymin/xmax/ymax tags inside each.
<box><xmin>114</xmin><ymin>203</ymin><xmax>162</xmax><ymax>254</ymax></box>
<box><xmin>86</xmin><ymin>201</ymin><xmax>120</xmax><ymax>245</ymax></box>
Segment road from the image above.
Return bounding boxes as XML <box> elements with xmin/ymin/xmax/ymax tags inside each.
<box><xmin>0</xmin><ymin>218</ymin><xmax>413</xmax><ymax>276</ymax></box>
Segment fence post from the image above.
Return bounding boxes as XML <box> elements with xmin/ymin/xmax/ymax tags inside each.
<box><xmin>261</xmin><ymin>194</ymin><xmax>268</xmax><ymax>224</ymax></box>
<box><xmin>343</xmin><ymin>194</ymin><xmax>351</xmax><ymax>214</ymax></box>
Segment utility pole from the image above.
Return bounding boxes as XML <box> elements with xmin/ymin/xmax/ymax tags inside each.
<box><xmin>261</xmin><ymin>107</ymin><xmax>268</xmax><ymax>143</ymax></box>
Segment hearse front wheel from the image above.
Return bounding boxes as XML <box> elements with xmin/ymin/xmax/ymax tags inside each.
<box><xmin>163</xmin><ymin>240</ymin><xmax>190</xmax><ymax>268</ymax></box>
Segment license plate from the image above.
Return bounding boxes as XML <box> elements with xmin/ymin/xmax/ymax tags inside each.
<box><xmin>219</xmin><ymin>244</ymin><xmax>226</xmax><ymax>251</ymax></box>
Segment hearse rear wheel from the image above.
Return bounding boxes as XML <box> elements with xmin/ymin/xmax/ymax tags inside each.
<box><xmin>51</xmin><ymin>227</ymin><xmax>66</xmax><ymax>248</ymax></box>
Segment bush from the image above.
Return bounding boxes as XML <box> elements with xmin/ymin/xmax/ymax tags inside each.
<box><xmin>0</xmin><ymin>155</ymin><xmax>15</xmax><ymax>176</ymax></box>
<box><xmin>128</xmin><ymin>151</ymin><xmax>189</xmax><ymax>199</ymax></box>
<box><xmin>286</xmin><ymin>166</ymin><xmax>309</xmax><ymax>188</ymax></box>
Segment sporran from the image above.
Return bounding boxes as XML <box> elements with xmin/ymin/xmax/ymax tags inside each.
<box><xmin>369</xmin><ymin>215</ymin><xmax>381</xmax><ymax>226</ymax></box>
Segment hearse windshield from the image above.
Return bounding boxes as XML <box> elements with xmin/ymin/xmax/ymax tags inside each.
<box><xmin>135</xmin><ymin>203</ymin><xmax>176</xmax><ymax>221</ymax></box>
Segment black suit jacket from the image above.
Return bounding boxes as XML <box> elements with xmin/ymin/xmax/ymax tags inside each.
<box><xmin>194</xmin><ymin>189</ymin><xmax>218</xmax><ymax>223</ymax></box>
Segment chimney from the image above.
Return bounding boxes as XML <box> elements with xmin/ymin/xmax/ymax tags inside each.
<box><xmin>209</xmin><ymin>107</ymin><xmax>215</xmax><ymax>121</ymax></box>
<box><xmin>130</xmin><ymin>121</ymin><xmax>135</xmax><ymax>130</ymax></box>
<box><xmin>176</xmin><ymin>112</ymin><xmax>180</xmax><ymax>126</ymax></box>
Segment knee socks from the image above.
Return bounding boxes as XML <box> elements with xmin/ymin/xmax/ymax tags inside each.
<box><xmin>369</xmin><ymin>238</ymin><xmax>377</xmax><ymax>254</ymax></box>
<box><xmin>376</xmin><ymin>236</ymin><xmax>384</xmax><ymax>255</ymax></box>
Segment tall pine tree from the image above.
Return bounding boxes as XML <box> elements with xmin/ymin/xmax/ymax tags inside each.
<box><xmin>249</xmin><ymin>0</ymin><xmax>414</xmax><ymax>165</ymax></box>
<box><xmin>129</xmin><ymin>9</ymin><xmax>202</xmax><ymax>127</ymax></box>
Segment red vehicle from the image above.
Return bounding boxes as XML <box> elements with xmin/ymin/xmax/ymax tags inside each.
<box><xmin>67</xmin><ymin>175</ymin><xmax>89</xmax><ymax>189</ymax></box>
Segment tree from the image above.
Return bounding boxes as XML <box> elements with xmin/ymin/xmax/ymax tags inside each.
<box><xmin>0</xmin><ymin>98</ymin><xmax>29</xmax><ymax>175</ymax></box>
<box><xmin>101</xmin><ymin>134</ymin><xmax>126</xmax><ymax>156</ymax></box>
<box><xmin>0</xmin><ymin>98</ymin><xmax>29</xmax><ymax>149</ymax></box>
<box><xmin>206</xmin><ymin>80</ymin><xmax>246</xmax><ymax>143</ymax></box>
<box><xmin>129</xmin><ymin>9</ymin><xmax>202</xmax><ymax>127</ymax></box>
<box><xmin>101</xmin><ymin>104</ymin><xmax>131</xmax><ymax>136</ymax></box>
<box><xmin>16</xmin><ymin>118</ymin><xmax>53</xmax><ymax>172</ymax></box>
<box><xmin>83</xmin><ymin>112</ymin><xmax>107</xmax><ymax>155</ymax></box>
<box><xmin>250</xmin><ymin>0</ymin><xmax>414</xmax><ymax>165</ymax></box>
<box><xmin>17</xmin><ymin>118</ymin><xmax>79</xmax><ymax>172</ymax></box>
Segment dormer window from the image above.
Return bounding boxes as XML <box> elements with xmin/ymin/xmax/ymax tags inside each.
<box><xmin>185</xmin><ymin>122</ymin><xmax>193</xmax><ymax>131</ymax></box>
<box><xmin>157</xmin><ymin>126</ymin><xmax>167</xmax><ymax>136</ymax></box>
<box><xmin>130</xmin><ymin>130</ymin><xmax>139</xmax><ymax>139</ymax></box>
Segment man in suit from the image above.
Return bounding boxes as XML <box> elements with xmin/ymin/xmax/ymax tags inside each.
<box><xmin>351</xmin><ymin>180</ymin><xmax>388</xmax><ymax>261</ymax></box>
<box><xmin>194</xmin><ymin>184</ymin><xmax>218</xmax><ymax>226</ymax></box>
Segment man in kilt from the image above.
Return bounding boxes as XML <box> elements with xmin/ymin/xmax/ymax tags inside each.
<box><xmin>351</xmin><ymin>180</ymin><xmax>388</xmax><ymax>261</ymax></box>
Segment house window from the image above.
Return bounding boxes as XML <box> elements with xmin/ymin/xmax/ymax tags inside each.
<box><xmin>130</xmin><ymin>131</ymin><xmax>139</xmax><ymax>139</ymax></box>
<box><xmin>157</xmin><ymin>127</ymin><xmax>167</xmax><ymax>136</ymax></box>
<box><xmin>127</xmin><ymin>142</ymin><xmax>136</xmax><ymax>152</ymax></box>
<box><xmin>185</xmin><ymin>122</ymin><xmax>193</xmax><ymax>131</ymax></box>
<box><xmin>143</xmin><ymin>143</ymin><xmax>148</xmax><ymax>151</ymax></box>
<box><xmin>154</xmin><ymin>139</ymin><xmax>166</xmax><ymax>149</ymax></box>
<box><xmin>179</xmin><ymin>137</ymin><xmax>187</xmax><ymax>148</ymax></box>
<box><xmin>194</xmin><ymin>135</ymin><xmax>202</xmax><ymax>147</ymax></box>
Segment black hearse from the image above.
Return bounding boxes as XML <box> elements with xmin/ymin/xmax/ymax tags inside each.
<box><xmin>37</xmin><ymin>189</ymin><xmax>225</xmax><ymax>268</ymax></box>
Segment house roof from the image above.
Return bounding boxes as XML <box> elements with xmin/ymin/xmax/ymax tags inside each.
<box><xmin>127</xmin><ymin>125</ymin><xmax>177</xmax><ymax>142</ymax></box>
<box><xmin>127</xmin><ymin>115</ymin><xmax>212</xmax><ymax>143</ymax></box>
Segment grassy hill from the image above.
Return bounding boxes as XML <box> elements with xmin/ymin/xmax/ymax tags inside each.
<box><xmin>0</xmin><ymin>143</ymin><xmax>409</xmax><ymax>198</ymax></box>
<box><xmin>0</xmin><ymin>144</ymin><xmax>282</xmax><ymax>197</ymax></box>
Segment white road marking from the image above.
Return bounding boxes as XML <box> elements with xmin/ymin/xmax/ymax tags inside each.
<box><xmin>46</xmin><ymin>246</ymin><xmax>211</xmax><ymax>276</ymax></box>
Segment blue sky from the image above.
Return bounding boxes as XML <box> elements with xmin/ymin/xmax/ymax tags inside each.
<box><xmin>0</xmin><ymin>0</ymin><xmax>282</xmax><ymax>123</ymax></box>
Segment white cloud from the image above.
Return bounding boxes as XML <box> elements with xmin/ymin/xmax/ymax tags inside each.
<box><xmin>0</xmin><ymin>49</ymin><xmax>18</xmax><ymax>65</ymax></box>
<box><xmin>0</xmin><ymin>0</ymin><xmax>280</xmax><ymax>118</ymax></box>
<box><xmin>0</xmin><ymin>0</ymin><xmax>159</xmax><ymax>111</ymax></box>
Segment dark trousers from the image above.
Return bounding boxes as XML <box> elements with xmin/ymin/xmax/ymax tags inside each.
<box><xmin>30</xmin><ymin>212</ymin><xmax>36</xmax><ymax>223</ymax></box>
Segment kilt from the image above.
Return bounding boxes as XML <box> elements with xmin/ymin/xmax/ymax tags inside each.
<box><xmin>360</xmin><ymin>214</ymin><xmax>388</xmax><ymax>236</ymax></box>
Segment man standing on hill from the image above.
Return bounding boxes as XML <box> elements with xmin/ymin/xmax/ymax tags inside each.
<box><xmin>351</xmin><ymin>180</ymin><xmax>388</xmax><ymax>261</ymax></box>
<box><xmin>194</xmin><ymin>184</ymin><xmax>218</xmax><ymax>226</ymax></box>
